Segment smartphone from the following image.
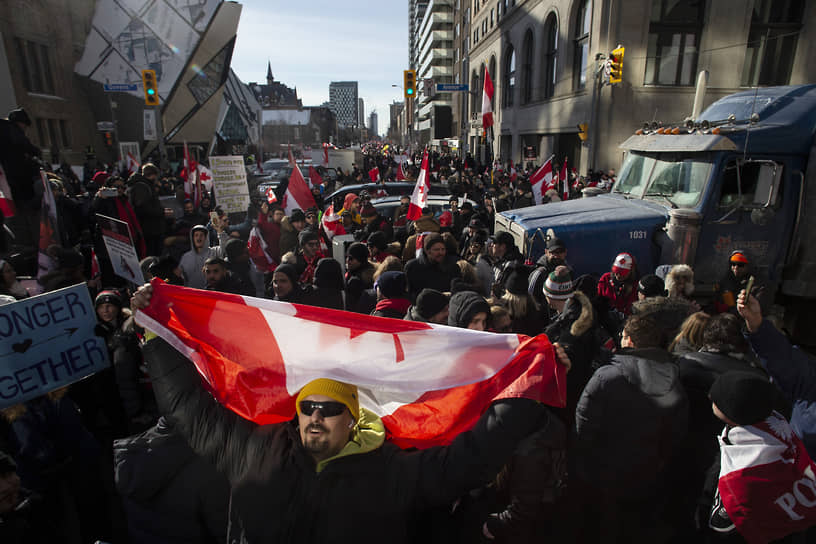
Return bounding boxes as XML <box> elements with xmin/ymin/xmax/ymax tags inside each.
<box><xmin>209</xmin><ymin>211</ymin><xmax>220</xmax><ymax>225</ymax></box>
<box><xmin>745</xmin><ymin>275</ymin><xmax>755</xmax><ymax>296</ymax></box>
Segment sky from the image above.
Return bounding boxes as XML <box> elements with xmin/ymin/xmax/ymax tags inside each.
<box><xmin>231</xmin><ymin>0</ymin><xmax>409</xmax><ymax>136</ymax></box>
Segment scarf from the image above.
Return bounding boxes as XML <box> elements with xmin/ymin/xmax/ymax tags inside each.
<box><xmin>374</xmin><ymin>297</ymin><xmax>411</xmax><ymax>315</ymax></box>
<box><xmin>115</xmin><ymin>196</ymin><xmax>146</xmax><ymax>258</ymax></box>
<box><xmin>299</xmin><ymin>251</ymin><xmax>324</xmax><ymax>284</ymax></box>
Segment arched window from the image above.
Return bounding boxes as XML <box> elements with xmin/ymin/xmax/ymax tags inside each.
<box><xmin>645</xmin><ymin>0</ymin><xmax>705</xmax><ymax>86</ymax></box>
<box><xmin>521</xmin><ymin>30</ymin><xmax>534</xmax><ymax>104</ymax></box>
<box><xmin>471</xmin><ymin>70</ymin><xmax>480</xmax><ymax>116</ymax></box>
<box><xmin>742</xmin><ymin>0</ymin><xmax>804</xmax><ymax>86</ymax></box>
<box><xmin>489</xmin><ymin>55</ymin><xmax>497</xmax><ymax>109</ymax></box>
<box><xmin>543</xmin><ymin>13</ymin><xmax>558</xmax><ymax>99</ymax></box>
<box><xmin>573</xmin><ymin>0</ymin><xmax>590</xmax><ymax>90</ymax></box>
<box><xmin>503</xmin><ymin>47</ymin><xmax>516</xmax><ymax>108</ymax></box>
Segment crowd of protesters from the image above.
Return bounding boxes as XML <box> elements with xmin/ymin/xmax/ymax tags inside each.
<box><xmin>1</xmin><ymin>106</ymin><xmax>815</xmax><ymax>543</ymax></box>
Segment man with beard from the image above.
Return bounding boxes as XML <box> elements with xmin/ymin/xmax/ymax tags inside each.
<box><xmin>487</xmin><ymin>232</ymin><xmax>523</xmax><ymax>297</ymax></box>
<box><xmin>404</xmin><ymin>233</ymin><xmax>461</xmax><ymax>301</ymax></box>
<box><xmin>528</xmin><ymin>238</ymin><xmax>569</xmax><ymax>305</ymax></box>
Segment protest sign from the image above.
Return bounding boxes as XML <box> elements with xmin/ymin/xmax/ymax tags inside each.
<box><xmin>0</xmin><ymin>284</ymin><xmax>110</xmax><ymax>409</ymax></box>
<box><xmin>210</xmin><ymin>155</ymin><xmax>250</xmax><ymax>214</ymax></box>
<box><xmin>97</xmin><ymin>214</ymin><xmax>145</xmax><ymax>285</ymax></box>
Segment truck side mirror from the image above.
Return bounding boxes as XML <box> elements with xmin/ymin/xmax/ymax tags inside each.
<box><xmin>747</xmin><ymin>162</ymin><xmax>781</xmax><ymax>208</ymax></box>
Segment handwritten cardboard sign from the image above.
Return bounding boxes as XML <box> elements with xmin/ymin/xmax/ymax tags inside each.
<box><xmin>210</xmin><ymin>155</ymin><xmax>250</xmax><ymax>214</ymax></box>
<box><xmin>0</xmin><ymin>284</ymin><xmax>110</xmax><ymax>408</ymax></box>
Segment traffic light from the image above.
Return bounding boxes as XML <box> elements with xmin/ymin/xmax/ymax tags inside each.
<box><xmin>609</xmin><ymin>46</ymin><xmax>624</xmax><ymax>84</ymax></box>
<box><xmin>142</xmin><ymin>69</ymin><xmax>159</xmax><ymax>106</ymax></box>
<box><xmin>104</xmin><ymin>132</ymin><xmax>113</xmax><ymax>147</ymax></box>
<box><xmin>403</xmin><ymin>70</ymin><xmax>417</xmax><ymax>100</ymax></box>
<box><xmin>577</xmin><ymin>123</ymin><xmax>589</xmax><ymax>141</ymax></box>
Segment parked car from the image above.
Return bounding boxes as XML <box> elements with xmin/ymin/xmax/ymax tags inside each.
<box><xmin>327</xmin><ymin>182</ymin><xmax>449</xmax><ymax>206</ymax></box>
<box><xmin>369</xmin><ymin>194</ymin><xmax>476</xmax><ymax>224</ymax></box>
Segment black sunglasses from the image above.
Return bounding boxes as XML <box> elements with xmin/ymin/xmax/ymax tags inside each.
<box><xmin>731</xmin><ymin>262</ymin><xmax>746</xmax><ymax>268</ymax></box>
<box><xmin>299</xmin><ymin>400</ymin><xmax>347</xmax><ymax>417</ymax></box>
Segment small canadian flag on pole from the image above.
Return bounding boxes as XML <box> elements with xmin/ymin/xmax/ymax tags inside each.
<box><xmin>406</xmin><ymin>149</ymin><xmax>430</xmax><ymax>221</ymax></box>
<box><xmin>482</xmin><ymin>65</ymin><xmax>494</xmax><ymax>133</ymax></box>
<box><xmin>529</xmin><ymin>156</ymin><xmax>554</xmax><ymax>206</ymax></box>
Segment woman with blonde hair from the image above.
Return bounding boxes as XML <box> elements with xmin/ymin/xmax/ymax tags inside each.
<box><xmin>499</xmin><ymin>263</ymin><xmax>547</xmax><ymax>336</ymax></box>
<box><xmin>669</xmin><ymin>311</ymin><xmax>710</xmax><ymax>354</ymax></box>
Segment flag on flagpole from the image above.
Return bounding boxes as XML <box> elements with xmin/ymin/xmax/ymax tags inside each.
<box><xmin>0</xmin><ymin>165</ymin><xmax>16</xmax><ymax>218</ymax></box>
<box><xmin>37</xmin><ymin>171</ymin><xmax>60</xmax><ymax>279</ymax></box>
<box><xmin>283</xmin><ymin>148</ymin><xmax>317</xmax><ymax>215</ymax></box>
<box><xmin>561</xmin><ymin>158</ymin><xmax>569</xmax><ymax>200</ymax></box>
<box><xmin>482</xmin><ymin>65</ymin><xmax>494</xmax><ymax>131</ymax></box>
<box><xmin>135</xmin><ymin>280</ymin><xmax>566</xmax><ymax>449</ymax></box>
<box><xmin>308</xmin><ymin>166</ymin><xmax>323</xmax><ymax>189</ymax></box>
<box><xmin>265</xmin><ymin>187</ymin><xmax>278</xmax><ymax>204</ymax></box>
<box><xmin>126</xmin><ymin>152</ymin><xmax>140</xmax><ymax>178</ymax></box>
<box><xmin>321</xmin><ymin>203</ymin><xmax>345</xmax><ymax>240</ymax></box>
<box><xmin>406</xmin><ymin>150</ymin><xmax>430</xmax><ymax>221</ymax></box>
<box><xmin>197</xmin><ymin>163</ymin><xmax>214</xmax><ymax>193</ymax></box>
<box><xmin>322</xmin><ymin>143</ymin><xmax>330</xmax><ymax>167</ymax></box>
<box><xmin>529</xmin><ymin>156</ymin><xmax>554</xmax><ymax>205</ymax></box>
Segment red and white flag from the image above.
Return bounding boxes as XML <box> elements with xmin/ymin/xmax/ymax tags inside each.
<box><xmin>90</xmin><ymin>249</ymin><xmax>101</xmax><ymax>279</ymax></box>
<box><xmin>396</xmin><ymin>161</ymin><xmax>407</xmax><ymax>181</ymax></box>
<box><xmin>561</xmin><ymin>158</ymin><xmax>569</xmax><ymax>200</ymax></box>
<box><xmin>482</xmin><ymin>65</ymin><xmax>494</xmax><ymax>131</ymax></box>
<box><xmin>197</xmin><ymin>163</ymin><xmax>214</xmax><ymax>192</ymax></box>
<box><xmin>126</xmin><ymin>152</ymin><xmax>140</xmax><ymax>177</ymax></box>
<box><xmin>321</xmin><ymin>204</ymin><xmax>345</xmax><ymax>240</ymax></box>
<box><xmin>368</xmin><ymin>166</ymin><xmax>379</xmax><ymax>183</ymax></box>
<box><xmin>717</xmin><ymin>412</ymin><xmax>816</xmax><ymax>543</ymax></box>
<box><xmin>182</xmin><ymin>142</ymin><xmax>196</xmax><ymax>199</ymax></box>
<box><xmin>308</xmin><ymin>166</ymin><xmax>323</xmax><ymax>190</ymax></box>
<box><xmin>529</xmin><ymin>156</ymin><xmax>554</xmax><ymax>205</ymax></box>
<box><xmin>135</xmin><ymin>280</ymin><xmax>566</xmax><ymax>449</ymax></box>
<box><xmin>265</xmin><ymin>187</ymin><xmax>278</xmax><ymax>204</ymax></box>
<box><xmin>248</xmin><ymin>226</ymin><xmax>276</xmax><ymax>273</ymax></box>
<box><xmin>406</xmin><ymin>150</ymin><xmax>430</xmax><ymax>221</ymax></box>
<box><xmin>283</xmin><ymin>148</ymin><xmax>316</xmax><ymax>215</ymax></box>
<box><xmin>0</xmin><ymin>165</ymin><xmax>16</xmax><ymax>218</ymax></box>
<box><xmin>322</xmin><ymin>143</ymin><xmax>330</xmax><ymax>168</ymax></box>
<box><xmin>37</xmin><ymin>171</ymin><xmax>60</xmax><ymax>279</ymax></box>
<box><xmin>509</xmin><ymin>159</ymin><xmax>518</xmax><ymax>182</ymax></box>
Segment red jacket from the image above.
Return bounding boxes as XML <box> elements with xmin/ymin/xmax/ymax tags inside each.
<box><xmin>597</xmin><ymin>272</ymin><xmax>637</xmax><ymax>315</ymax></box>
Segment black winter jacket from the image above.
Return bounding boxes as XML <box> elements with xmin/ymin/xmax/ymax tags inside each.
<box><xmin>404</xmin><ymin>252</ymin><xmax>461</xmax><ymax>301</ymax></box>
<box><xmin>143</xmin><ymin>338</ymin><xmax>548</xmax><ymax>544</ymax></box>
<box><xmin>573</xmin><ymin>347</ymin><xmax>688</xmax><ymax>498</ymax></box>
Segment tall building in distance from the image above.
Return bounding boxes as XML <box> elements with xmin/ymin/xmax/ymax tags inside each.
<box><xmin>411</xmin><ymin>0</ymin><xmax>455</xmax><ymax>143</ymax></box>
<box><xmin>329</xmin><ymin>81</ymin><xmax>359</xmax><ymax>127</ymax></box>
<box><xmin>368</xmin><ymin>111</ymin><xmax>378</xmax><ymax>137</ymax></box>
<box><xmin>358</xmin><ymin>97</ymin><xmax>366</xmax><ymax>127</ymax></box>
<box><xmin>409</xmin><ymin>0</ymin><xmax>429</xmax><ymax>69</ymax></box>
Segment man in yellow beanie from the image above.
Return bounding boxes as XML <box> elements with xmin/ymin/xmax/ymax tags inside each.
<box><xmin>295</xmin><ymin>378</ymin><xmax>364</xmax><ymax>463</ymax></box>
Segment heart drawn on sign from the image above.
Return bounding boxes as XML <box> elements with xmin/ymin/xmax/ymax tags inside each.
<box><xmin>12</xmin><ymin>339</ymin><xmax>33</xmax><ymax>353</ymax></box>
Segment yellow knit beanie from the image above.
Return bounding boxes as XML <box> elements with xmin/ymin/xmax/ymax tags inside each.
<box><xmin>296</xmin><ymin>378</ymin><xmax>360</xmax><ymax>419</ymax></box>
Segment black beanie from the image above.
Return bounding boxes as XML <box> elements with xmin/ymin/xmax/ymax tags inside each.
<box><xmin>274</xmin><ymin>263</ymin><xmax>299</xmax><ymax>285</ymax></box>
<box><xmin>638</xmin><ymin>274</ymin><xmax>666</xmax><ymax>297</ymax></box>
<box><xmin>346</xmin><ymin>242</ymin><xmax>369</xmax><ymax>262</ymax></box>
<box><xmin>376</xmin><ymin>271</ymin><xmax>407</xmax><ymax>299</ymax></box>
<box><xmin>504</xmin><ymin>264</ymin><xmax>530</xmax><ymax>296</ymax></box>
<box><xmin>709</xmin><ymin>371</ymin><xmax>777</xmax><ymax>426</ymax></box>
<box><xmin>448</xmin><ymin>291</ymin><xmax>490</xmax><ymax>328</ymax></box>
<box><xmin>224</xmin><ymin>238</ymin><xmax>246</xmax><ymax>262</ymax></box>
<box><xmin>367</xmin><ymin>231</ymin><xmax>387</xmax><ymax>251</ymax></box>
<box><xmin>415</xmin><ymin>289</ymin><xmax>448</xmax><ymax>318</ymax></box>
<box><xmin>290</xmin><ymin>209</ymin><xmax>306</xmax><ymax>223</ymax></box>
<box><xmin>95</xmin><ymin>290</ymin><xmax>123</xmax><ymax>309</ymax></box>
<box><xmin>298</xmin><ymin>228</ymin><xmax>320</xmax><ymax>247</ymax></box>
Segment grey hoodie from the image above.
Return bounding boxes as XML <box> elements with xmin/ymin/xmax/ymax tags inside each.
<box><xmin>179</xmin><ymin>225</ymin><xmax>228</xmax><ymax>289</ymax></box>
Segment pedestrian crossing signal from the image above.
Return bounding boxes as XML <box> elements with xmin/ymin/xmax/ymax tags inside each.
<box><xmin>142</xmin><ymin>69</ymin><xmax>160</xmax><ymax>106</ymax></box>
<box><xmin>404</xmin><ymin>70</ymin><xmax>416</xmax><ymax>100</ymax></box>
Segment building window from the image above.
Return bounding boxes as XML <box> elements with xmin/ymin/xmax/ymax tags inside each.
<box><xmin>471</xmin><ymin>70</ymin><xmax>480</xmax><ymax>116</ymax></box>
<box><xmin>497</xmin><ymin>2</ymin><xmax>501</xmax><ymax>19</ymax></box>
<box><xmin>503</xmin><ymin>46</ymin><xmax>516</xmax><ymax>108</ymax></box>
<box><xmin>490</xmin><ymin>8</ymin><xmax>494</xmax><ymax>28</ymax></box>
<box><xmin>483</xmin><ymin>19</ymin><xmax>488</xmax><ymax>34</ymax></box>
<box><xmin>645</xmin><ymin>0</ymin><xmax>705</xmax><ymax>86</ymax></box>
<box><xmin>59</xmin><ymin>120</ymin><xmax>71</xmax><ymax>148</ymax></box>
<box><xmin>742</xmin><ymin>0</ymin><xmax>804</xmax><ymax>87</ymax></box>
<box><xmin>543</xmin><ymin>13</ymin><xmax>558</xmax><ymax>99</ymax></box>
<box><xmin>522</xmin><ymin>30</ymin><xmax>534</xmax><ymax>104</ymax></box>
<box><xmin>456</xmin><ymin>23</ymin><xmax>460</xmax><ymax>37</ymax></box>
<box><xmin>573</xmin><ymin>0</ymin><xmax>591</xmax><ymax>90</ymax></box>
<box><xmin>14</xmin><ymin>37</ymin><xmax>55</xmax><ymax>95</ymax></box>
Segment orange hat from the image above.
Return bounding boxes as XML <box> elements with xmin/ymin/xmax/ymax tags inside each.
<box><xmin>730</xmin><ymin>251</ymin><xmax>749</xmax><ymax>264</ymax></box>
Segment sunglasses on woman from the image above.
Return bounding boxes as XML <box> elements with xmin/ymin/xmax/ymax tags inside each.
<box><xmin>299</xmin><ymin>400</ymin><xmax>347</xmax><ymax>417</ymax></box>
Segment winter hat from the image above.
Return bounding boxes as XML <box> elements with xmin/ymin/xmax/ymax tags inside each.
<box><xmin>546</xmin><ymin>237</ymin><xmax>566</xmax><ymax>251</ymax></box>
<box><xmin>273</xmin><ymin>263</ymin><xmax>299</xmax><ymax>286</ymax></box>
<box><xmin>709</xmin><ymin>371</ymin><xmax>777</xmax><ymax>426</ymax></box>
<box><xmin>468</xmin><ymin>217</ymin><xmax>485</xmax><ymax>229</ymax></box>
<box><xmin>296</xmin><ymin>378</ymin><xmax>359</xmax><ymax>420</ymax></box>
<box><xmin>415</xmin><ymin>289</ymin><xmax>449</xmax><ymax>319</ymax></box>
<box><xmin>313</xmin><ymin>258</ymin><xmax>344</xmax><ymax>289</ymax></box>
<box><xmin>95</xmin><ymin>290</ymin><xmax>123</xmax><ymax>309</ymax></box>
<box><xmin>346</xmin><ymin>242</ymin><xmax>369</xmax><ymax>263</ymax></box>
<box><xmin>367</xmin><ymin>231</ymin><xmax>387</xmax><ymax>251</ymax></box>
<box><xmin>611</xmin><ymin>252</ymin><xmax>634</xmax><ymax>278</ymax></box>
<box><xmin>361</xmin><ymin>205</ymin><xmax>378</xmax><ymax>218</ymax></box>
<box><xmin>223</xmin><ymin>238</ymin><xmax>247</xmax><ymax>262</ymax></box>
<box><xmin>8</xmin><ymin>107</ymin><xmax>31</xmax><ymax>126</ymax></box>
<box><xmin>448</xmin><ymin>291</ymin><xmax>490</xmax><ymax>328</ymax></box>
<box><xmin>504</xmin><ymin>264</ymin><xmax>530</xmax><ymax>296</ymax></box>
<box><xmin>438</xmin><ymin>211</ymin><xmax>453</xmax><ymax>228</ymax></box>
<box><xmin>298</xmin><ymin>228</ymin><xmax>320</xmax><ymax>247</ymax></box>
<box><xmin>343</xmin><ymin>193</ymin><xmax>359</xmax><ymax>210</ymax></box>
<box><xmin>730</xmin><ymin>250</ymin><xmax>749</xmax><ymax>264</ymax></box>
<box><xmin>423</xmin><ymin>232</ymin><xmax>445</xmax><ymax>251</ymax></box>
<box><xmin>638</xmin><ymin>274</ymin><xmax>666</xmax><ymax>297</ymax></box>
<box><xmin>491</xmin><ymin>231</ymin><xmax>515</xmax><ymax>248</ymax></box>
<box><xmin>376</xmin><ymin>271</ymin><xmax>407</xmax><ymax>299</ymax></box>
<box><xmin>544</xmin><ymin>265</ymin><xmax>575</xmax><ymax>300</ymax></box>
<box><xmin>290</xmin><ymin>209</ymin><xmax>306</xmax><ymax>223</ymax></box>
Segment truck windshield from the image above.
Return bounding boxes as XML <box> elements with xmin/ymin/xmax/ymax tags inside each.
<box><xmin>614</xmin><ymin>153</ymin><xmax>713</xmax><ymax>208</ymax></box>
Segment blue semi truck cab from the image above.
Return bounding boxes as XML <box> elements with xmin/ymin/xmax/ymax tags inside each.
<box><xmin>495</xmin><ymin>85</ymin><xmax>816</xmax><ymax>341</ymax></box>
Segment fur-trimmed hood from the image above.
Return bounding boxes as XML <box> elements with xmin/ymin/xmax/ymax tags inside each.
<box><xmin>665</xmin><ymin>264</ymin><xmax>694</xmax><ymax>297</ymax></box>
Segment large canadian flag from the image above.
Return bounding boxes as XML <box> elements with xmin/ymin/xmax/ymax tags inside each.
<box><xmin>482</xmin><ymin>65</ymin><xmax>494</xmax><ymax>130</ymax></box>
<box><xmin>529</xmin><ymin>156</ymin><xmax>555</xmax><ymax>205</ymax></box>
<box><xmin>283</xmin><ymin>148</ymin><xmax>316</xmax><ymax>214</ymax></box>
<box><xmin>406</xmin><ymin>149</ymin><xmax>430</xmax><ymax>221</ymax></box>
<box><xmin>135</xmin><ymin>280</ymin><xmax>566</xmax><ymax>449</ymax></box>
